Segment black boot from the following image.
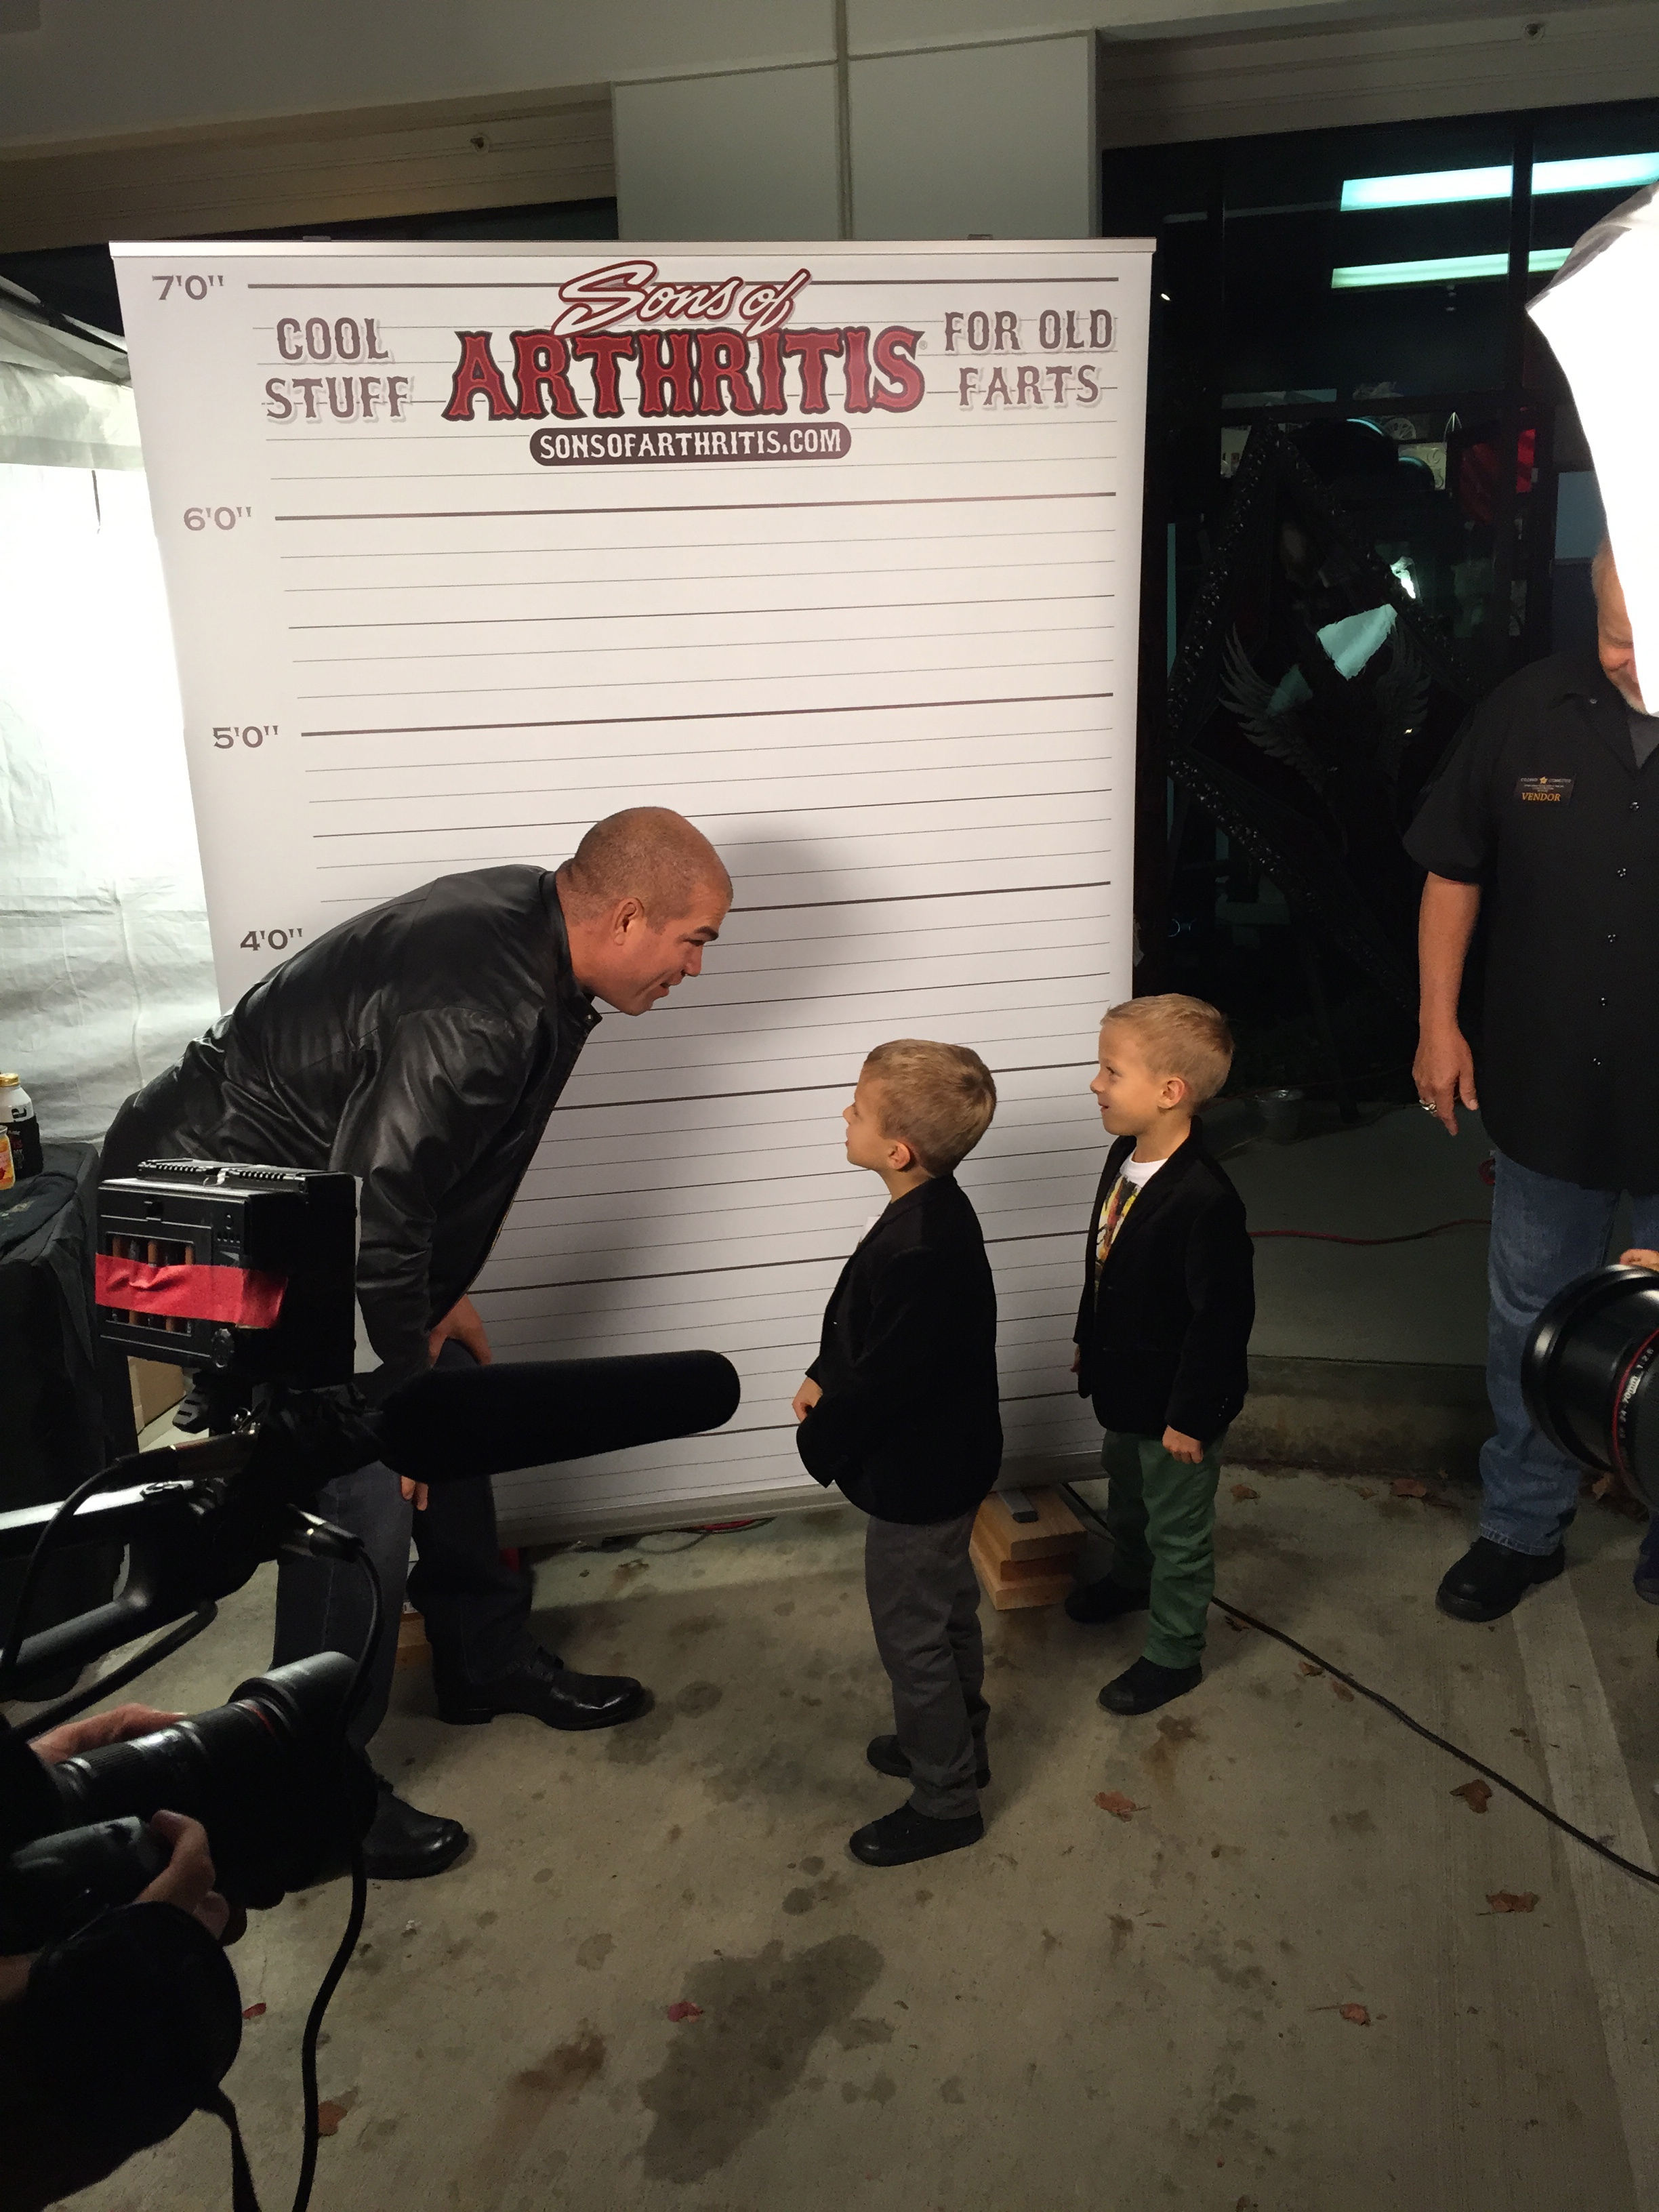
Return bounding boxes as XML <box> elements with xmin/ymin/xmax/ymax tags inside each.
<box><xmin>849</xmin><ymin>1803</ymin><xmax>984</xmax><ymax>1867</ymax></box>
<box><xmin>867</xmin><ymin>1734</ymin><xmax>990</xmax><ymax>1788</ymax></box>
<box><xmin>1098</xmin><ymin>1656</ymin><xmax>1202</xmax><ymax>1715</ymax></box>
<box><xmin>1436</xmin><ymin>1537</ymin><xmax>1565</xmax><ymax>1623</ymax></box>
<box><xmin>362</xmin><ymin>1774</ymin><xmax>468</xmax><ymax>1881</ymax></box>
<box><xmin>435</xmin><ymin>1644</ymin><xmax>650</xmax><ymax>1730</ymax></box>
<box><xmin>1065</xmin><ymin>1576</ymin><xmax>1151</xmax><ymax>1626</ymax></box>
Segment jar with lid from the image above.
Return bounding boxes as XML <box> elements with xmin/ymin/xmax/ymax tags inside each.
<box><xmin>0</xmin><ymin>1074</ymin><xmax>43</xmax><ymax>1184</ymax></box>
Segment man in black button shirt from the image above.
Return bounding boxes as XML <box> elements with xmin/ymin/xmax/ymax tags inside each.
<box><xmin>1406</xmin><ymin>544</ymin><xmax>1659</xmax><ymax>1621</ymax></box>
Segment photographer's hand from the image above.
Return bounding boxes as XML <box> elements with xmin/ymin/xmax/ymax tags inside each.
<box><xmin>405</xmin><ymin>1295</ymin><xmax>496</xmax><ymax>1509</ymax></box>
<box><xmin>1621</xmin><ymin>1248</ymin><xmax>1659</xmax><ymax>1271</ymax></box>
<box><xmin>30</xmin><ymin>1704</ymin><xmax>182</xmax><ymax>1767</ymax></box>
<box><xmin>139</xmin><ymin>1811</ymin><xmax>230</xmax><ymax>1941</ymax></box>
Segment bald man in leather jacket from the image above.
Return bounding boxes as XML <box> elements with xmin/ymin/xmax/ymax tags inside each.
<box><xmin>102</xmin><ymin>811</ymin><xmax>731</xmax><ymax>1879</ymax></box>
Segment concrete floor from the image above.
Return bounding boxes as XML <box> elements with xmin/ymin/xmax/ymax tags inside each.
<box><xmin>52</xmin><ymin>1467</ymin><xmax>1659</xmax><ymax>2212</ymax></box>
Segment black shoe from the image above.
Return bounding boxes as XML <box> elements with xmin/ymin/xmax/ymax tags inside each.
<box><xmin>849</xmin><ymin>1803</ymin><xmax>984</xmax><ymax>1868</ymax></box>
<box><xmin>1436</xmin><ymin>1537</ymin><xmax>1565</xmax><ymax>1623</ymax></box>
<box><xmin>867</xmin><ymin>1734</ymin><xmax>990</xmax><ymax>1789</ymax></box>
<box><xmin>362</xmin><ymin>1774</ymin><xmax>468</xmax><ymax>1881</ymax></box>
<box><xmin>1098</xmin><ymin>1656</ymin><xmax>1202</xmax><ymax>1715</ymax></box>
<box><xmin>435</xmin><ymin>1645</ymin><xmax>651</xmax><ymax>1731</ymax></box>
<box><xmin>1065</xmin><ymin>1576</ymin><xmax>1151</xmax><ymax>1626</ymax></box>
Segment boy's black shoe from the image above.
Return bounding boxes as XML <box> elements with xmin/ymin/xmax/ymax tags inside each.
<box><xmin>1098</xmin><ymin>1656</ymin><xmax>1202</xmax><ymax>1715</ymax></box>
<box><xmin>848</xmin><ymin>1804</ymin><xmax>984</xmax><ymax>1867</ymax></box>
<box><xmin>867</xmin><ymin>1734</ymin><xmax>990</xmax><ymax>1789</ymax></box>
<box><xmin>436</xmin><ymin>1645</ymin><xmax>650</xmax><ymax>1729</ymax></box>
<box><xmin>1065</xmin><ymin>1576</ymin><xmax>1151</xmax><ymax>1626</ymax></box>
<box><xmin>1436</xmin><ymin>1537</ymin><xmax>1565</xmax><ymax>1622</ymax></box>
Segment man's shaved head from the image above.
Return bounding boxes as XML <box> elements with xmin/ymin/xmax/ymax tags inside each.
<box><xmin>559</xmin><ymin>807</ymin><xmax>731</xmax><ymax>922</ymax></box>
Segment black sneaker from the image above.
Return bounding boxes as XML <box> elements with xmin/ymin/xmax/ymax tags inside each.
<box><xmin>1065</xmin><ymin>1576</ymin><xmax>1151</xmax><ymax>1626</ymax></box>
<box><xmin>867</xmin><ymin>1734</ymin><xmax>989</xmax><ymax>1789</ymax></box>
<box><xmin>1098</xmin><ymin>1656</ymin><xmax>1202</xmax><ymax>1715</ymax></box>
<box><xmin>1436</xmin><ymin>1538</ymin><xmax>1565</xmax><ymax>1623</ymax></box>
<box><xmin>849</xmin><ymin>1803</ymin><xmax>984</xmax><ymax>1868</ymax></box>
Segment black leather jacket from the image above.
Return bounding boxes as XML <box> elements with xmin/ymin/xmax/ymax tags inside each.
<box><xmin>102</xmin><ymin>867</ymin><xmax>598</xmax><ymax>1388</ymax></box>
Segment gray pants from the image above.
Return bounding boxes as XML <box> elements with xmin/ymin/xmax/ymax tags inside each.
<box><xmin>864</xmin><ymin>1508</ymin><xmax>987</xmax><ymax>1821</ymax></box>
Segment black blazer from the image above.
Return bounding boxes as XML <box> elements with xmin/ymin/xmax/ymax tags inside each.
<box><xmin>1073</xmin><ymin>1123</ymin><xmax>1254</xmax><ymax>1446</ymax></box>
<box><xmin>796</xmin><ymin>1174</ymin><xmax>1002</xmax><ymax>1524</ymax></box>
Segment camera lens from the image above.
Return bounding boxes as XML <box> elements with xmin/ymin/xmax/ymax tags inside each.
<box><xmin>35</xmin><ymin>1654</ymin><xmax>375</xmax><ymax>1906</ymax></box>
<box><xmin>1523</xmin><ymin>1264</ymin><xmax>1659</xmax><ymax>1511</ymax></box>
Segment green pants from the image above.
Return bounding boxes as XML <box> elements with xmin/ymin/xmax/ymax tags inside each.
<box><xmin>1099</xmin><ymin>1429</ymin><xmax>1226</xmax><ymax>1669</ymax></box>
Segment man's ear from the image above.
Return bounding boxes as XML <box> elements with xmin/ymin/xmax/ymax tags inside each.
<box><xmin>610</xmin><ymin>896</ymin><xmax>646</xmax><ymax>941</ymax></box>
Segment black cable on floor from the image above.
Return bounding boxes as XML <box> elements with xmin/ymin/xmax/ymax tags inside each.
<box><xmin>1059</xmin><ymin>1483</ymin><xmax>1659</xmax><ymax>1893</ymax></box>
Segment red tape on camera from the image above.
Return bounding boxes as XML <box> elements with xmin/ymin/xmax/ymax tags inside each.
<box><xmin>94</xmin><ymin>1254</ymin><xmax>287</xmax><ymax>1328</ymax></box>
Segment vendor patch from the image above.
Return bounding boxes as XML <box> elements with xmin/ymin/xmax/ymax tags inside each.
<box><xmin>1515</xmin><ymin>777</ymin><xmax>1574</xmax><ymax>803</ymax></box>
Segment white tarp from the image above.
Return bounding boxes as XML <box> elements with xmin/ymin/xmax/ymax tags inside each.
<box><xmin>0</xmin><ymin>463</ymin><xmax>217</xmax><ymax>1140</ymax></box>
<box><xmin>0</xmin><ymin>296</ymin><xmax>144</xmax><ymax>470</ymax></box>
<box><xmin>1530</xmin><ymin>182</ymin><xmax>1659</xmax><ymax>699</ymax></box>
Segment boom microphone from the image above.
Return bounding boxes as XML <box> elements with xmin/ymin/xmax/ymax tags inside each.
<box><xmin>372</xmin><ymin>1350</ymin><xmax>742</xmax><ymax>1485</ymax></box>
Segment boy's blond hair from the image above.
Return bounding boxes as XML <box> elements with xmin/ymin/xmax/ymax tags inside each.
<box><xmin>1103</xmin><ymin>994</ymin><xmax>1233</xmax><ymax>1107</ymax></box>
<box><xmin>862</xmin><ymin>1040</ymin><xmax>997</xmax><ymax>1174</ymax></box>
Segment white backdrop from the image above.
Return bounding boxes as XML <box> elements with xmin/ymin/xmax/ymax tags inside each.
<box><xmin>112</xmin><ymin>237</ymin><xmax>1149</xmax><ymax>1537</ymax></box>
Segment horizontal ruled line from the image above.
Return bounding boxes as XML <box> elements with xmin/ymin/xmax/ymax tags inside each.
<box><xmin>279</xmin><ymin>525</ymin><xmax>1115</xmax><ymax>564</ymax></box>
<box><xmin>310</xmin><ymin>790</ymin><xmax>1110</xmax><ymax>839</ymax></box>
<box><xmin>287</xmin><ymin>589</ymin><xmax>1112</xmax><ymax>633</ymax></box>
<box><xmin>298</xmin><ymin>656</ymin><xmax>1111</xmax><ymax>702</ymax></box>
<box><xmin>296</xmin><ymin>687</ymin><xmax>1108</xmax><ymax>738</ymax></box>
<box><xmin>273</xmin><ymin>489</ymin><xmax>1113</xmax><ymax>523</ymax></box>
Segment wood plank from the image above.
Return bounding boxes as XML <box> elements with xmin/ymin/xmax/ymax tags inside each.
<box><xmin>979</xmin><ymin>1486</ymin><xmax>1086</xmax><ymax>1561</ymax></box>
<box><xmin>970</xmin><ymin>1525</ymin><xmax>1073</xmax><ymax>1610</ymax></box>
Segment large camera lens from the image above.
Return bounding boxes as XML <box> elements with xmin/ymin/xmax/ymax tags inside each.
<box><xmin>1523</xmin><ymin>1264</ymin><xmax>1659</xmax><ymax>1512</ymax></box>
<box><xmin>26</xmin><ymin>1654</ymin><xmax>376</xmax><ymax>1906</ymax></box>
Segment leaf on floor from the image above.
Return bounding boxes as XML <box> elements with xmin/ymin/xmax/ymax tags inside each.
<box><xmin>316</xmin><ymin>2102</ymin><xmax>348</xmax><ymax>2138</ymax></box>
<box><xmin>666</xmin><ymin>2000</ymin><xmax>704</xmax><ymax>2022</ymax></box>
<box><xmin>1330</xmin><ymin>1680</ymin><xmax>1355</xmax><ymax>1702</ymax></box>
<box><xmin>1297</xmin><ymin>1660</ymin><xmax>1324</xmax><ymax>1677</ymax></box>
<box><xmin>1094</xmin><ymin>1790</ymin><xmax>1142</xmax><ymax>1820</ymax></box>
<box><xmin>1357</xmin><ymin>1486</ymin><xmax>1376</xmax><ymax>1500</ymax></box>
<box><xmin>1225</xmin><ymin>1616</ymin><xmax>1248</xmax><ymax>1633</ymax></box>
<box><xmin>1338</xmin><ymin>2003</ymin><xmax>1370</xmax><ymax>2026</ymax></box>
<box><xmin>1451</xmin><ymin>1780</ymin><xmax>1493</xmax><ymax>1814</ymax></box>
<box><xmin>1391</xmin><ymin>1477</ymin><xmax>1429</xmax><ymax>1499</ymax></box>
<box><xmin>1230</xmin><ymin>1483</ymin><xmax>1259</xmax><ymax>1502</ymax></box>
<box><xmin>241</xmin><ymin>2002</ymin><xmax>267</xmax><ymax>2021</ymax></box>
<box><xmin>1487</xmin><ymin>1890</ymin><xmax>1539</xmax><ymax>1913</ymax></box>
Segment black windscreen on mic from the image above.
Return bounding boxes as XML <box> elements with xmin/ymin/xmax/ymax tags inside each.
<box><xmin>371</xmin><ymin>1351</ymin><xmax>741</xmax><ymax>1485</ymax></box>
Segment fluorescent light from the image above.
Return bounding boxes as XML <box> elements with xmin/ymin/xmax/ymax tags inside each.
<box><xmin>1340</xmin><ymin>155</ymin><xmax>1659</xmax><ymax>213</ymax></box>
<box><xmin>1332</xmin><ymin>247</ymin><xmax>1571</xmax><ymax>290</ymax></box>
<box><xmin>1341</xmin><ymin>165</ymin><xmax>1511</xmax><ymax>211</ymax></box>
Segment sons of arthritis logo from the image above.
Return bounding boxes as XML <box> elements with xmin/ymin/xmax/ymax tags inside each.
<box><xmin>441</xmin><ymin>257</ymin><xmax>923</xmax><ymax>464</ymax></box>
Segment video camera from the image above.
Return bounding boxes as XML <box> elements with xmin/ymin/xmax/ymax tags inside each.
<box><xmin>0</xmin><ymin>1158</ymin><xmax>740</xmax><ymax>2210</ymax></box>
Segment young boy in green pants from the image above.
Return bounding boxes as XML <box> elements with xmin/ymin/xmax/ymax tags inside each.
<box><xmin>1067</xmin><ymin>996</ymin><xmax>1255</xmax><ymax>1715</ymax></box>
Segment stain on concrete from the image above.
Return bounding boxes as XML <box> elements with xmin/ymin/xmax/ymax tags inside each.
<box><xmin>783</xmin><ymin>1887</ymin><xmax>815</xmax><ymax>1916</ymax></box>
<box><xmin>475</xmin><ymin>1910</ymin><xmax>498</xmax><ymax>1929</ymax></box>
<box><xmin>516</xmin><ymin>2031</ymin><xmax>606</xmax><ymax>2099</ymax></box>
<box><xmin>674</xmin><ymin>1681</ymin><xmax>722</xmax><ymax>1717</ymax></box>
<box><xmin>940</xmin><ymin>2076</ymin><xmax>966</xmax><ymax>2104</ymax></box>
<box><xmin>670</xmin><ymin>1612</ymin><xmax>722</xmax><ymax>1638</ymax></box>
<box><xmin>609</xmin><ymin>1560</ymin><xmax>649</xmax><ymax>1594</ymax></box>
<box><xmin>606</xmin><ymin>1704</ymin><xmax>676</xmax><ymax>1765</ymax></box>
<box><xmin>575</xmin><ymin>1933</ymin><xmax>614</xmax><ymax>1971</ymax></box>
<box><xmin>636</xmin><ymin>1933</ymin><xmax>884</xmax><ymax>2182</ymax></box>
<box><xmin>832</xmin><ymin>2016</ymin><xmax>894</xmax><ymax>2050</ymax></box>
<box><xmin>1040</xmin><ymin>1929</ymin><xmax>1061</xmax><ymax>1957</ymax></box>
<box><xmin>1109</xmin><ymin>1914</ymin><xmax>1134</xmax><ymax>1957</ymax></box>
<box><xmin>800</xmin><ymin>1856</ymin><xmax>825</xmax><ymax>1876</ymax></box>
<box><xmin>774</xmin><ymin>1599</ymin><xmax>796</xmax><ymax>1617</ymax></box>
<box><xmin>1331</xmin><ymin>1810</ymin><xmax>1376</xmax><ymax>1837</ymax></box>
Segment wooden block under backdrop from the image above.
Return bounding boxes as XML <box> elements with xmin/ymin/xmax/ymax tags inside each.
<box><xmin>970</xmin><ymin>1522</ymin><xmax>1077</xmax><ymax>1612</ymax></box>
<box><xmin>395</xmin><ymin>1606</ymin><xmax>430</xmax><ymax>1669</ymax></box>
<box><xmin>979</xmin><ymin>1487</ymin><xmax>1086</xmax><ymax>1563</ymax></box>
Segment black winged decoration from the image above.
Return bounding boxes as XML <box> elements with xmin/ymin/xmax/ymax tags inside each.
<box><xmin>1166</xmin><ymin>424</ymin><xmax>1481</xmax><ymax>1012</ymax></box>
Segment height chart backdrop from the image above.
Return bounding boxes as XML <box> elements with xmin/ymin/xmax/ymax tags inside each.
<box><xmin>111</xmin><ymin>239</ymin><xmax>1151</xmax><ymax>1538</ymax></box>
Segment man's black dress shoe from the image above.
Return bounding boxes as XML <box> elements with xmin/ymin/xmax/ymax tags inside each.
<box><xmin>362</xmin><ymin>1775</ymin><xmax>468</xmax><ymax>1881</ymax></box>
<box><xmin>849</xmin><ymin>1803</ymin><xmax>984</xmax><ymax>1867</ymax></box>
<box><xmin>436</xmin><ymin>1644</ymin><xmax>650</xmax><ymax>1730</ymax></box>
<box><xmin>867</xmin><ymin>1734</ymin><xmax>989</xmax><ymax>1789</ymax></box>
<box><xmin>1098</xmin><ymin>1656</ymin><xmax>1202</xmax><ymax>1715</ymax></box>
<box><xmin>1436</xmin><ymin>1537</ymin><xmax>1565</xmax><ymax>1622</ymax></box>
<box><xmin>1065</xmin><ymin>1576</ymin><xmax>1151</xmax><ymax>1626</ymax></box>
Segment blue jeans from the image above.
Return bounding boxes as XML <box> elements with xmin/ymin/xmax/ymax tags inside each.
<box><xmin>1481</xmin><ymin>1148</ymin><xmax>1659</xmax><ymax>1555</ymax></box>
